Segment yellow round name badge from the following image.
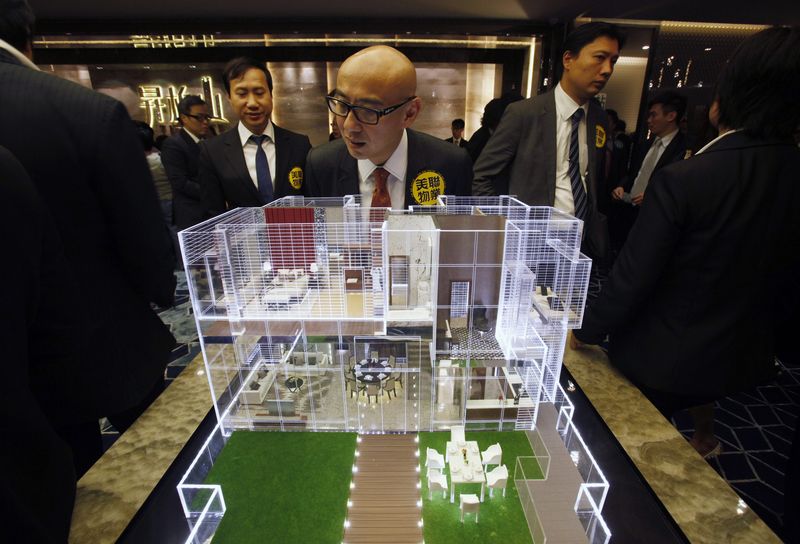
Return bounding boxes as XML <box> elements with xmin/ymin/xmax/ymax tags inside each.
<box><xmin>411</xmin><ymin>170</ymin><xmax>445</xmax><ymax>206</ymax></box>
<box><xmin>595</xmin><ymin>125</ymin><xmax>607</xmax><ymax>148</ymax></box>
<box><xmin>288</xmin><ymin>166</ymin><xmax>303</xmax><ymax>190</ymax></box>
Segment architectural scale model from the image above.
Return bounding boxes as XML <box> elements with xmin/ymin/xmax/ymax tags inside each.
<box><xmin>176</xmin><ymin>195</ymin><xmax>611</xmax><ymax>543</ymax></box>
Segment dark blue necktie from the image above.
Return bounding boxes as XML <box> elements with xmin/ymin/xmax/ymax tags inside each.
<box><xmin>250</xmin><ymin>134</ymin><xmax>273</xmax><ymax>203</ymax></box>
<box><xmin>569</xmin><ymin>108</ymin><xmax>588</xmax><ymax>220</ymax></box>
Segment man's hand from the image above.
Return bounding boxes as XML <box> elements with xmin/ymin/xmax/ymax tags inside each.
<box><xmin>569</xmin><ymin>331</ymin><xmax>588</xmax><ymax>350</ymax></box>
<box><xmin>631</xmin><ymin>192</ymin><xmax>644</xmax><ymax>206</ymax></box>
<box><xmin>611</xmin><ymin>187</ymin><xmax>624</xmax><ymax>200</ymax></box>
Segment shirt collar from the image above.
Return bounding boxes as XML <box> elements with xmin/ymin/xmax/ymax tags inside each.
<box><xmin>695</xmin><ymin>128</ymin><xmax>744</xmax><ymax>155</ymax></box>
<box><xmin>0</xmin><ymin>39</ymin><xmax>40</xmax><ymax>71</ymax></box>
<box><xmin>655</xmin><ymin>128</ymin><xmax>679</xmax><ymax>148</ymax></box>
<box><xmin>555</xmin><ymin>82</ymin><xmax>588</xmax><ymax>121</ymax></box>
<box><xmin>238</xmin><ymin>119</ymin><xmax>274</xmax><ymax>148</ymax></box>
<box><xmin>183</xmin><ymin>128</ymin><xmax>201</xmax><ymax>144</ymax></box>
<box><xmin>358</xmin><ymin>129</ymin><xmax>408</xmax><ymax>183</ymax></box>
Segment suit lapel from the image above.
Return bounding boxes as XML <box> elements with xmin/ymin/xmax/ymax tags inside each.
<box><xmin>223</xmin><ymin>124</ymin><xmax>261</xmax><ymax>202</ymax></box>
<box><xmin>405</xmin><ymin>130</ymin><xmax>426</xmax><ymax>207</ymax></box>
<box><xmin>654</xmin><ymin>133</ymin><xmax>683</xmax><ymax>170</ymax></box>
<box><xmin>336</xmin><ymin>146</ymin><xmax>360</xmax><ymax>198</ymax></box>
<box><xmin>272</xmin><ymin>124</ymin><xmax>291</xmax><ymax>195</ymax></box>
<box><xmin>542</xmin><ymin>93</ymin><xmax>557</xmax><ymax>204</ymax></box>
<box><xmin>179</xmin><ymin>129</ymin><xmax>200</xmax><ymax>154</ymax></box>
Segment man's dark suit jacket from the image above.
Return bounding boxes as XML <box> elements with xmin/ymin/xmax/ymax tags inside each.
<box><xmin>445</xmin><ymin>136</ymin><xmax>469</xmax><ymax>148</ymax></box>
<box><xmin>608</xmin><ymin>131</ymin><xmax>688</xmax><ymax>249</ymax></box>
<box><xmin>305</xmin><ymin>129</ymin><xmax>472</xmax><ymax>205</ymax></box>
<box><xmin>575</xmin><ymin>132</ymin><xmax>800</xmax><ymax>398</ymax></box>
<box><xmin>472</xmin><ymin>91</ymin><xmax>610</xmax><ymax>263</ymax></box>
<box><xmin>621</xmin><ymin>131</ymin><xmax>688</xmax><ymax>194</ymax></box>
<box><xmin>0</xmin><ymin>146</ymin><xmax>76</xmax><ymax>544</ymax></box>
<box><xmin>0</xmin><ymin>51</ymin><xmax>176</xmax><ymax>423</ymax></box>
<box><xmin>161</xmin><ymin>128</ymin><xmax>205</xmax><ymax>230</ymax></box>
<box><xmin>200</xmin><ymin>122</ymin><xmax>312</xmax><ymax>217</ymax></box>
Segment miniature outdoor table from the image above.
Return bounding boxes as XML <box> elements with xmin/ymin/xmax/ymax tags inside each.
<box><xmin>353</xmin><ymin>358</ymin><xmax>392</xmax><ymax>384</ymax></box>
<box><xmin>446</xmin><ymin>440</ymin><xmax>486</xmax><ymax>503</ymax></box>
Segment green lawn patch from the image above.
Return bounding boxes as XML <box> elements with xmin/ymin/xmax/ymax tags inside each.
<box><xmin>202</xmin><ymin>431</ymin><xmax>357</xmax><ymax>544</ymax></box>
<box><xmin>419</xmin><ymin>430</ymin><xmax>542</xmax><ymax>544</ymax></box>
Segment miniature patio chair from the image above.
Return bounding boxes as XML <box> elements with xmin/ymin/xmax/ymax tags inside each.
<box><xmin>383</xmin><ymin>376</ymin><xmax>397</xmax><ymax>399</ymax></box>
<box><xmin>390</xmin><ymin>370</ymin><xmax>403</xmax><ymax>388</ymax></box>
<box><xmin>481</xmin><ymin>443</ymin><xmax>502</xmax><ymax>468</ymax></box>
<box><xmin>460</xmin><ymin>493</ymin><xmax>480</xmax><ymax>523</ymax></box>
<box><xmin>486</xmin><ymin>464</ymin><xmax>509</xmax><ymax>498</ymax></box>
<box><xmin>425</xmin><ymin>447</ymin><xmax>445</xmax><ymax>470</ymax></box>
<box><xmin>451</xmin><ymin>425</ymin><xmax>466</xmax><ymax>445</ymax></box>
<box><xmin>427</xmin><ymin>468</ymin><xmax>448</xmax><ymax>500</ymax></box>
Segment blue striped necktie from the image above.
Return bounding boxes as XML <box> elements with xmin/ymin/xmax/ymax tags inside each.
<box><xmin>568</xmin><ymin>108</ymin><xmax>587</xmax><ymax>220</ymax></box>
<box><xmin>250</xmin><ymin>134</ymin><xmax>273</xmax><ymax>203</ymax></box>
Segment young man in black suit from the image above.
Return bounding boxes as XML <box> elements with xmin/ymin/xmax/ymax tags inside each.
<box><xmin>573</xmin><ymin>27</ymin><xmax>800</xmax><ymax>458</ymax></box>
<box><xmin>306</xmin><ymin>45</ymin><xmax>472</xmax><ymax>208</ymax></box>
<box><xmin>445</xmin><ymin>118</ymin><xmax>469</xmax><ymax>148</ymax></box>
<box><xmin>161</xmin><ymin>94</ymin><xmax>210</xmax><ymax>231</ymax></box>
<box><xmin>0</xmin><ymin>0</ymin><xmax>176</xmax><ymax>477</ymax></box>
<box><xmin>200</xmin><ymin>57</ymin><xmax>312</xmax><ymax>218</ymax></box>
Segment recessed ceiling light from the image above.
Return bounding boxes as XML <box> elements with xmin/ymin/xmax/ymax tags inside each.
<box><xmin>642</xmin><ymin>45</ymin><xmax>650</xmax><ymax>50</ymax></box>
<box><xmin>704</xmin><ymin>47</ymin><xmax>712</xmax><ymax>51</ymax></box>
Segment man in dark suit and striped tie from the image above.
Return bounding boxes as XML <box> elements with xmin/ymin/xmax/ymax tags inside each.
<box><xmin>472</xmin><ymin>22</ymin><xmax>624</xmax><ymax>266</ymax></box>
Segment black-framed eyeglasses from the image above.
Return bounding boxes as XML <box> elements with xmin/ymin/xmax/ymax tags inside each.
<box><xmin>326</xmin><ymin>96</ymin><xmax>416</xmax><ymax>125</ymax></box>
<box><xmin>185</xmin><ymin>113</ymin><xmax>212</xmax><ymax>122</ymax></box>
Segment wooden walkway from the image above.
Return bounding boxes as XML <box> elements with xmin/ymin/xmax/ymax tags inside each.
<box><xmin>344</xmin><ymin>434</ymin><xmax>423</xmax><ymax>544</ymax></box>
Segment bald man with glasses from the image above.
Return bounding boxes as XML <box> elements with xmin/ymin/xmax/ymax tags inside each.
<box><xmin>306</xmin><ymin>46</ymin><xmax>472</xmax><ymax>208</ymax></box>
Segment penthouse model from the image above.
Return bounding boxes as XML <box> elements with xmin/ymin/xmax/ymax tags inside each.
<box><xmin>178</xmin><ymin>195</ymin><xmax>611</xmax><ymax>543</ymax></box>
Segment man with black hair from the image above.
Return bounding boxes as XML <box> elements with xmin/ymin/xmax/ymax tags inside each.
<box><xmin>613</xmin><ymin>91</ymin><xmax>687</xmax><ymax>207</ymax></box>
<box><xmin>445</xmin><ymin>118</ymin><xmax>468</xmax><ymax>147</ymax></box>
<box><xmin>200</xmin><ymin>57</ymin><xmax>311</xmax><ymax>218</ymax></box>
<box><xmin>609</xmin><ymin>91</ymin><xmax>687</xmax><ymax>247</ymax></box>
<box><xmin>574</xmin><ymin>27</ymin><xmax>800</xmax><ymax>459</ymax></box>
<box><xmin>472</xmin><ymin>22</ymin><xmax>624</xmax><ymax>265</ymax></box>
<box><xmin>0</xmin><ymin>0</ymin><xmax>176</xmax><ymax>477</ymax></box>
<box><xmin>161</xmin><ymin>94</ymin><xmax>209</xmax><ymax>230</ymax></box>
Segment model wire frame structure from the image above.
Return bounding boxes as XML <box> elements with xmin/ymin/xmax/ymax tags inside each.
<box><xmin>176</xmin><ymin>195</ymin><xmax>609</xmax><ymax>543</ymax></box>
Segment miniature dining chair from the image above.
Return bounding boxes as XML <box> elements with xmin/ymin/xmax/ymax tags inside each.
<box><xmin>481</xmin><ymin>443</ymin><xmax>502</xmax><ymax>468</ymax></box>
<box><xmin>460</xmin><ymin>493</ymin><xmax>480</xmax><ymax>523</ymax></box>
<box><xmin>425</xmin><ymin>447</ymin><xmax>445</xmax><ymax>470</ymax></box>
<box><xmin>450</xmin><ymin>425</ymin><xmax>465</xmax><ymax>445</ymax></box>
<box><xmin>365</xmin><ymin>383</ymin><xmax>382</xmax><ymax>403</ymax></box>
<box><xmin>486</xmin><ymin>464</ymin><xmax>509</xmax><ymax>498</ymax></box>
<box><xmin>427</xmin><ymin>468</ymin><xmax>448</xmax><ymax>500</ymax></box>
<box><xmin>383</xmin><ymin>377</ymin><xmax>397</xmax><ymax>399</ymax></box>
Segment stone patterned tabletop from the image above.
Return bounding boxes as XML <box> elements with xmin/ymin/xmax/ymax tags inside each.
<box><xmin>563</xmin><ymin>342</ymin><xmax>781</xmax><ymax>544</ymax></box>
<box><xmin>69</xmin><ymin>345</ymin><xmax>783</xmax><ymax>543</ymax></box>
<box><xmin>68</xmin><ymin>353</ymin><xmax>211</xmax><ymax>544</ymax></box>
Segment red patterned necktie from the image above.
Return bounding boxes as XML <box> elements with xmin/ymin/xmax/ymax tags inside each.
<box><xmin>370</xmin><ymin>167</ymin><xmax>392</xmax><ymax>208</ymax></box>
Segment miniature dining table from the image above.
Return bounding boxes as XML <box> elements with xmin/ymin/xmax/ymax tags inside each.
<box><xmin>353</xmin><ymin>358</ymin><xmax>393</xmax><ymax>384</ymax></box>
<box><xmin>446</xmin><ymin>440</ymin><xmax>486</xmax><ymax>503</ymax></box>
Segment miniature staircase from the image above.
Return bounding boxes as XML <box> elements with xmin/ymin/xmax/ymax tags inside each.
<box><xmin>343</xmin><ymin>434</ymin><xmax>423</xmax><ymax>544</ymax></box>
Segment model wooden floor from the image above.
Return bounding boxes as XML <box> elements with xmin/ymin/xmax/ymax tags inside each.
<box><xmin>344</xmin><ymin>434</ymin><xmax>423</xmax><ymax>544</ymax></box>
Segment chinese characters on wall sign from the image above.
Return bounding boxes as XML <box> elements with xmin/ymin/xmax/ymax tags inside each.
<box><xmin>131</xmin><ymin>34</ymin><xmax>217</xmax><ymax>49</ymax></box>
<box><xmin>138</xmin><ymin>75</ymin><xmax>227</xmax><ymax>127</ymax></box>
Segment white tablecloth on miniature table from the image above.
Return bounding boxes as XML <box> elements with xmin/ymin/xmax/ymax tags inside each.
<box><xmin>446</xmin><ymin>440</ymin><xmax>486</xmax><ymax>503</ymax></box>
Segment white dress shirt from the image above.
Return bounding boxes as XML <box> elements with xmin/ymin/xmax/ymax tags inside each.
<box><xmin>357</xmin><ymin>129</ymin><xmax>408</xmax><ymax>210</ymax></box>
<box><xmin>238</xmin><ymin>120</ymin><xmax>276</xmax><ymax>190</ymax></box>
<box><xmin>553</xmin><ymin>83</ymin><xmax>589</xmax><ymax>215</ymax></box>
